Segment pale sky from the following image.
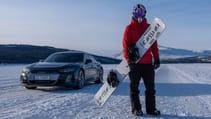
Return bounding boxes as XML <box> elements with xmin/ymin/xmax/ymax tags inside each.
<box><xmin>1</xmin><ymin>0</ymin><xmax>211</xmax><ymax>56</ymax></box>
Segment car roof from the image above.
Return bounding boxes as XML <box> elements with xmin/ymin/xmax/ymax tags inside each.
<box><xmin>50</xmin><ymin>50</ymin><xmax>97</xmax><ymax>61</ymax></box>
<box><xmin>53</xmin><ymin>50</ymin><xmax>87</xmax><ymax>55</ymax></box>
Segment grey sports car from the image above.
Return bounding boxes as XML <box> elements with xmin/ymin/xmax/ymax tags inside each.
<box><xmin>20</xmin><ymin>51</ymin><xmax>103</xmax><ymax>89</ymax></box>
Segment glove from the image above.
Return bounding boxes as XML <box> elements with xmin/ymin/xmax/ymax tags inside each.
<box><xmin>128</xmin><ymin>44</ymin><xmax>139</xmax><ymax>63</ymax></box>
<box><xmin>154</xmin><ymin>59</ymin><xmax>160</xmax><ymax>69</ymax></box>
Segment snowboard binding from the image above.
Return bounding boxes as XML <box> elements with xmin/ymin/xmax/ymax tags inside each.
<box><xmin>107</xmin><ymin>70</ymin><xmax>120</xmax><ymax>88</ymax></box>
<box><xmin>128</xmin><ymin>44</ymin><xmax>140</xmax><ymax>63</ymax></box>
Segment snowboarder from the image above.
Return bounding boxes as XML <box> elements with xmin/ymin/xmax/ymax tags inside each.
<box><xmin>123</xmin><ymin>4</ymin><xmax>161</xmax><ymax>116</ymax></box>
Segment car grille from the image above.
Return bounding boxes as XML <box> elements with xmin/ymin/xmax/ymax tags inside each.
<box><xmin>29</xmin><ymin>80</ymin><xmax>57</xmax><ymax>85</ymax></box>
<box><xmin>28</xmin><ymin>73</ymin><xmax>59</xmax><ymax>85</ymax></box>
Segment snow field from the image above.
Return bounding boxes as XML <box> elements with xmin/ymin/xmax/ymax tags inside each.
<box><xmin>0</xmin><ymin>64</ymin><xmax>211</xmax><ymax>119</ymax></box>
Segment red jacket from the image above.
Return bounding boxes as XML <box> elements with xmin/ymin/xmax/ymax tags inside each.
<box><xmin>123</xmin><ymin>18</ymin><xmax>159</xmax><ymax>64</ymax></box>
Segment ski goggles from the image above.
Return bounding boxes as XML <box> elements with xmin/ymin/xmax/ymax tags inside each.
<box><xmin>134</xmin><ymin>8</ymin><xmax>145</xmax><ymax>18</ymax></box>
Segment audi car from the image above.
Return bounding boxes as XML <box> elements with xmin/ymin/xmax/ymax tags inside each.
<box><xmin>20</xmin><ymin>51</ymin><xmax>103</xmax><ymax>89</ymax></box>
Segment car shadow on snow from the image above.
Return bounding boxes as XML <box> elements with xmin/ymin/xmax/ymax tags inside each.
<box><xmin>156</xmin><ymin>83</ymin><xmax>211</xmax><ymax>97</ymax></box>
<box><xmin>112</xmin><ymin>82</ymin><xmax>211</xmax><ymax>97</ymax></box>
<box><xmin>27</xmin><ymin>80</ymin><xmax>211</xmax><ymax>97</ymax></box>
<box><xmin>32</xmin><ymin>82</ymin><xmax>103</xmax><ymax>94</ymax></box>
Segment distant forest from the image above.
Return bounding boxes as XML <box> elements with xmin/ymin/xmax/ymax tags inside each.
<box><xmin>0</xmin><ymin>44</ymin><xmax>210</xmax><ymax>64</ymax></box>
<box><xmin>0</xmin><ymin>44</ymin><xmax>121</xmax><ymax>64</ymax></box>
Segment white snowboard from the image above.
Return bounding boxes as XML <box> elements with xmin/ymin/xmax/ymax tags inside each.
<box><xmin>94</xmin><ymin>17</ymin><xmax>166</xmax><ymax>106</ymax></box>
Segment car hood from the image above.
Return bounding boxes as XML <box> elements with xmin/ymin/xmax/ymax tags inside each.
<box><xmin>28</xmin><ymin>62</ymin><xmax>81</xmax><ymax>70</ymax></box>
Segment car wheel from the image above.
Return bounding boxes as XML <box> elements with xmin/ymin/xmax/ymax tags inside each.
<box><xmin>25</xmin><ymin>86</ymin><xmax>37</xmax><ymax>89</ymax></box>
<box><xmin>95</xmin><ymin>68</ymin><xmax>103</xmax><ymax>84</ymax></box>
<box><xmin>75</xmin><ymin>70</ymin><xmax>85</xmax><ymax>89</ymax></box>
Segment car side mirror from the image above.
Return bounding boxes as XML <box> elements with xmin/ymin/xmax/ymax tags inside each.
<box><xmin>39</xmin><ymin>59</ymin><xmax>44</xmax><ymax>62</ymax></box>
<box><xmin>85</xmin><ymin>59</ymin><xmax>92</xmax><ymax>64</ymax></box>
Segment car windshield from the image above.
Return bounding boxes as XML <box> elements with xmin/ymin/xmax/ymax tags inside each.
<box><xmin>45</xmin><ymin>53</ymin><xmax>84</xmax><ymax>63</ymax></box>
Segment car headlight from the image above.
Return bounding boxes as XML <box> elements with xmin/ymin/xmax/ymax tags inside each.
<box><xmin>21</xmin><ymin>68</ymin><xmax>31</xmax><ymax>80</ymax></box>
<box><xmin>59</xmin><ymin>68</ymin><xmax>75</xmax><ymax>73</ymax></box>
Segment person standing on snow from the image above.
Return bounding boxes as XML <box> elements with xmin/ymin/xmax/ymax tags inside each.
<box><xmin>122</xmin><ymin>4</ymin><xmax>161</xmax><ymax>116</ymax></box>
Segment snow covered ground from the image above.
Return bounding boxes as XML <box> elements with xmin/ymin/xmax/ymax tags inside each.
<box><xmin>1</xmin><ymin>64</ymin><xmax>211</xmax><ymax>119</ymax></box>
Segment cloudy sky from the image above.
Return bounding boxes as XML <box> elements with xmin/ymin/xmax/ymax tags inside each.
<box><xmin>0</xmin><ymin>0</ymin><xmax>211</xmax><ymax>56</ymax></box>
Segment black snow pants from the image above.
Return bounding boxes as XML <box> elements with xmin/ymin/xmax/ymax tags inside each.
<box><xmin>129</xmin><ymin>63</ymin><xmax>156</xmax><ymax>113</ymax></box>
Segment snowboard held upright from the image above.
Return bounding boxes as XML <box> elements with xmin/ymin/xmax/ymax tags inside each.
<box><xmin>94</xmin><ymin>18</ymin><xmax>166</xmax><ymax>106</ymax></box>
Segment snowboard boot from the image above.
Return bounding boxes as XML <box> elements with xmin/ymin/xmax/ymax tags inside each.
<box><xmin>132</xmin><ymin>110</ymin><xmax>143</xmax><ymax>116</ymax></box>
<box><xmin>147</xmin><ymin>109</ymin><xmax>161</xmax><ymax>116</ymax></box>
<box><xmin>107</xmin><ymin>70</ymin><xmax>119</xmax><ymax>88</ymax></box>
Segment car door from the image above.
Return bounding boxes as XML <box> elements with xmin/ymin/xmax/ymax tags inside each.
<box><xmin>89</xmin><ymin>56</ymin><xmax>99</xmax><ymax>76</ymax></box>
<box><xmin>83</xmin><ymin>54</ymin><xmax>94</xmax><ymax>80</ymax></box>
